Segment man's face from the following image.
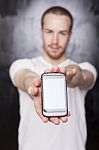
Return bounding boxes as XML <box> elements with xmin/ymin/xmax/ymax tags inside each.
<box><xmin>41</xmin><ymin>13</ymin><xmax>71</xmax><ymax>61</ymax></box>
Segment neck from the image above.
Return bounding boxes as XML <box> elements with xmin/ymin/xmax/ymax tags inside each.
<box><xmin>41</xmin><ymin>52</ymin><xmax>67</xmax><ymax>65</ymax></box>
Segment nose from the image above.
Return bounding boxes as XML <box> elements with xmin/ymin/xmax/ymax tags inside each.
<box><xmin>52</xmin><ymin>33</ymin><xmax>58</xmax><ymax>44</ymax></box>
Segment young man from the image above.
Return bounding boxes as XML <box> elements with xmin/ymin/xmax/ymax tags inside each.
<box><xmin>9</xmin><ymin>6</ymin><xmax>97</xmax><ymax>150</ymax></box>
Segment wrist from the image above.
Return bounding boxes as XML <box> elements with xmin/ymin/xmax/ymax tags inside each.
<box><xmin>80</xmin><ymin>70</ymin><xmax>87</xmax><ymax>88</ymax></box>
<box><xmin>23</xmin><ymin>76</ymin><xmax>34</xmax><ymax>93</ymax></box>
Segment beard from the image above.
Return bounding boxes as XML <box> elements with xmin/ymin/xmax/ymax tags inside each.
<box><xmin>43</xmin><ymin>44</ymin><xmax>66</xmax><ymax>60</ymax></box>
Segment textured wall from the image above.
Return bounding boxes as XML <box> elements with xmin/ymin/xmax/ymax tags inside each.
<box><xmin>0</xmin><ymin>0</ymin><xmax>99</xmax><ymax>150</ymax></box>
<box><xmin>0</xmin><ymin>0</ymin><xmax>99</xmax><ymax>66</ymax></box>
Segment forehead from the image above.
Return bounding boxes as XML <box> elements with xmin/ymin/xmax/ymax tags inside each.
<box><xmin>43</xmin><ymin>13</ymin><xmax>71</xmax><ymax>30</ymax></box>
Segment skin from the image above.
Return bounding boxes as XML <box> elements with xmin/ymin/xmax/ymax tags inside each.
<box><xmin>31</xmin><ymin>13</ymin><xmax>72</xmax><ymax>124</ymax></box>
<box><xmin>35</xmin><ymin>14</ymin><xmax>72</xmax><ymax>124</ymax></box>
<box><xmin>14</xmin><ymin>13</ymin><xmax>94</xmax><ymax>125</ymax></box>
<box><xmin>41</xmin><ymin>13</ymin><xmax>71</xmax><ymax>64</ymax></box>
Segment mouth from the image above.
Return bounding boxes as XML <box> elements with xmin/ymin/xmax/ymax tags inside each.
<box><xmin>49</xmin><ymin>45</ymin><xmax>60</xmax><ymax>52</ymax></box>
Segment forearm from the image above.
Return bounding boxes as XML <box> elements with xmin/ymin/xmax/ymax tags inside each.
<box><xmin>79</xmin><ymin>69</ymin><xmax>94</xmax><ymax>89</ymax></box>
<box><xmin>69</xmin><ymin>69</ymin><xmax>94</xmax><ymax>89</ymax></box>
<box><xmin>65</xmin><ymin>64</ymin><xmax>94</xmax><ymax>89</ymax></box>
<box><xmin>14</xmin><ymin>69</ymin><xmax>39</xmax><ymax>92</ymax></box>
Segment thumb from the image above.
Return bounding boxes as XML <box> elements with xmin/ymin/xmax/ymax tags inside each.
<box><xmin>33</xmin><ymin>77</ymin><xmax>41</xmax><ymax>87</ymax></box>
<box><xmin>27</xmin><ymin>86</ymin><xmax>39</xmax><ymax>96</ymax></box>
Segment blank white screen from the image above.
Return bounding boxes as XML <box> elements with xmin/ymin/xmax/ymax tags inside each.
<box><xmin>43</xmin><ymin>75</ymin><xmax>66</xmax><ymax>112</ymax></box>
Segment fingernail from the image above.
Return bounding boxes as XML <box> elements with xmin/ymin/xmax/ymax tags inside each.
<box><xmin>27</xmin><ymin>86</ymin><xmax>33</xmax><ymax>94</ymax></box>
<box><xmin>73</xmin><ymin>68</ymin><xmax>76</xmax><ymax>74</ymax></box>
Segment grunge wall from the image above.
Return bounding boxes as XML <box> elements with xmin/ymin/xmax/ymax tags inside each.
<box><xmin>0</xmin><ymin>0</ymin><xmax>99</xmax><ymax>150</ymax></box>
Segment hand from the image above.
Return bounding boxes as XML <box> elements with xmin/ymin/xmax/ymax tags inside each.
<box><xmin>27</xmin><ymin>68</ymin><xmax>70</xmax><ymax>125</ymax></box>
<box><xmin>42</xmin><ymin>66</ymin><xmax>71</xmax><ymax>124</ymax></box>
<box><xmin>59</xmin><ymin>64</ymin><xmax>83</xmax><ymax>88</ymax></box>
<box><xmin>27</xmin><ymin>77</ymin><xmax>49</xmax><ymax>123</ymax></box>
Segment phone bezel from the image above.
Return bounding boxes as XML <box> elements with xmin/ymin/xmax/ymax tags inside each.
<box><xmin>41</xmin><ymin>72</ymin><xmax>68</xmax><ymax>117</ymax></box>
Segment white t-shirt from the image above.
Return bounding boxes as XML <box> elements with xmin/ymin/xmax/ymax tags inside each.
<box><xmin>9</xmin><ymin>56</ymin><xmax>97</xmax><ymax>150</ymax></box>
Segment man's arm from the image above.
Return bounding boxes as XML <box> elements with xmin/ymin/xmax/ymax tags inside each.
<box><xmin>79</xmin><ymin>69</ymin><xmax>94</xmax><ymax>89</ymax></box>
<box><xmin>13</xmin><ymin>69</ymin><xmax>39</xmax><ymax>92</ymax></box>
<box><xmin>10</xmin><ymin>63</ymin><xmax>96</xmax><ymax>125</ymax></box>
<box><xmin>11</xmin><ymin>68</ymin><xmax>69</xmax><ymax>125</ymax></box>
<box><xmin>62</xmin><ymin>64</ymin><xmax>95</xmax><ymax>89</ymax></box>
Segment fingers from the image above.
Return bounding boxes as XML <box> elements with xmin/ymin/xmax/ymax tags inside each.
<box><xmin>45</xmin><ymin>66</ymin><xmax>60</xmax><ymax>73</ymax></box>
<box><xmin>49</xmin><ymin>117</ymin><xmax>60</xmax><ymax>125</ymax></box>
<box><xmin>45</xmin><ymin>65</ymin><xmax>77</xmax><ymax>76</ymax></box>
<box><xmin>51</xmin><ymin>66</ymin><xmax>60</xmax><ymax>72</ymax></box>
<box><xmin>27</xmin><ymin>78</ymin><xmax>41</xmax><ymax>96</ymax></box>
<box><xmin>27</xmin><ymin>85</ymin><xmax>40</xmax><ymax>97</ymax></box>
<box><xmin>59</xmin><ymin>67</ymin><xmax>66</xmax><ymax>74</ymax></box>
<box><xmin>60</xmin><ymin>66</ymin><xmax>77</xmax><ymax>86</ymax></box>
<box><xmin>49</xmin><ymin>114</ymin><xmax>70</xmax><ymax>125</ymax></box>
<box><xmin>60</xmin><ymin>116</ymin><xmax>68</xmax><ymax>123</ymax></box>
<box><xmin>28</xmin><ymin>68</ymin><xmax>71</xmax><ymax>125</ymax></box>
<box><xmin>33</xmin><ymin>78</ymin><xmax>41</xmax><ymax>87</ymax></box>
<box><xmin>34</xmin><ymin>99</ymin><xmax>49</xmax><ymax>123</ymax></box>
<box><xmin>45</xmin><ymin>66</ymin><xmax>77</xmax><ymax>79</ymax></box>
<box><xmin>48</xmin><ymin>112</ymin><xmax>71</xmax><ymax>124</ymax></box>
<box><xmin>60</xmin><ymin>112</ymin><xmax>71</xmax><ymax>123</ymax></box>
<box><xmin>34</xmin><ymin>96</ymin><xmax>70</xmax><ymax>125</ymax></box>
<box><xmin>66</xmin><ymin>68</ymin><xmax>76</xmax><ymax>78</ymax></box>
<box><xmin>33</xmin><ymin>87</ymin><xmax>49</xmax><ymax>123</ymax></box>
<box><xmin>34</xmin><ymin>93</ymin><xmax>70</xmax><ymax>125</ymax></box>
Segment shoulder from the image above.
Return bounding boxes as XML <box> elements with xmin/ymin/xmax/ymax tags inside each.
<box><xmin>10</xmin><ymin>58</ymin><xmax>32</xmax><ymax>71</ymax></box>
<box><xmin>10</xmin><ymin>56</ymin><xmax>41</xmax><ymax>69</ymax></box>
<box><xmin>79</xmin><ymin>62</ymin><xmax>97</xmax><ymax>87</ymax></box>
<box><xmin>79</xmin><ymin>62</ymin><xmax>97</xmax><ymax>75</ymax></box>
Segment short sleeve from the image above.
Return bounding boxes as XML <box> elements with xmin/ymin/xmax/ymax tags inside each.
<box><xmin>79</xmin><ymin>62</ymin><xmax>97</xmax><ymax>89</ymax></box>
<box><xmin>9</xmin><ymin>59</ymin><xmax>33</xmax><ymax>86</ymax></box>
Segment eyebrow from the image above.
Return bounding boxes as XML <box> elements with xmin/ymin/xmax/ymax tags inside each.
<box><xmin>59</xmin><ymin>30</ymin><xmax>69</xmax><ymax>33</ymax></box>
<box><xmin>44</xmin><ymin>28</ymin><xmax>69</xmax><ymax>32</ymax></box>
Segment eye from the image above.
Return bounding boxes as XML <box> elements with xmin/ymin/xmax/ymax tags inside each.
<box><xmin>60</xmin><ymin>31</ymin><xmax>69</xmax><ymax>36</ymax></box>
<box><xmin>45</xmin><ymin>29</ymin><xmax>53</xmax><ymax>34</ymax></box>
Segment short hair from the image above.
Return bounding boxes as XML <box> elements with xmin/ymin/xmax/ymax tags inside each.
<box><xmin>41</xmin><ymin>6</ymin><xmax>73</xmax><ymax>31</ymax></box>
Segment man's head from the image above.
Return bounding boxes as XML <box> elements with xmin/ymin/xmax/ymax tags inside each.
<box><xmin>41</xmin><ymin>6</ymin><xmax>73</xmax><ymax>31</ymax></box>
<box><xmin>40</xmin><ymin>6</ymin><xmax>73</xmax><ymax>63</ymax></box>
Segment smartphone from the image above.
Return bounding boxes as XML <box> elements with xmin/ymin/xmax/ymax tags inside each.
<box><xmin>41</xmin><ymin>72</ymin><xmax>68</xmax><ymax>117</ymax></box>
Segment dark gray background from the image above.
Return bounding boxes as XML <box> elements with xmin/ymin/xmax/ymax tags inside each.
<box><xmin>0</xmin><ymin>0</ymin><xmax>99</xmax><ymax>150</ymax></box>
